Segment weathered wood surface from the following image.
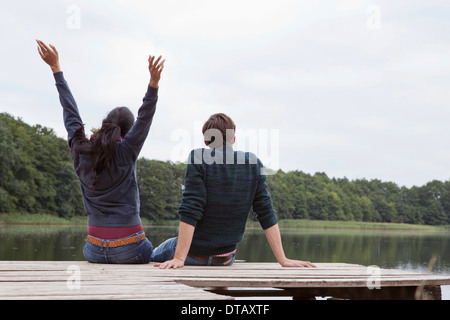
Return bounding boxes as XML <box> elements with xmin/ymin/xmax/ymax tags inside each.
<box><xmin>1</xmin><ymin>261</ymin><xmax>449</xmax><ymax>300</ymax></box>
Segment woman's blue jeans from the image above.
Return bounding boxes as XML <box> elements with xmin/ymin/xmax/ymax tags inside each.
<box><xmin>151</xmin><ymin>237</ymin><xmax>235</xmax><ymax>266</ymax></box>
<box><xmin>83</xmin><ymin>231</ymin><xmax>153</xmax><ymax>264</ymax></box>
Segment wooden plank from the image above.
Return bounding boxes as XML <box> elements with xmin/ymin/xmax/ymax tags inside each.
<box><xmin>0</xmin><ymin>284</ymin><xmax>226</xmax><ymax>300</ymax></box>
<box><xmin>1</xmin><ymin>261</ymin><xmax>449</xmax><ymax>300</ymax></box>
<box><xmin>0</xmin><ymin>261</ymin><xmax>232</xmax><ymax>300</ymax></box>
<box><xmin>0</xmin><ymin>268</ymin><xmax>432</xmax><ymax>279</ymax></box>
<box><xmin>0</xmin><ymin>262</ymin><xmax>447</xmax><ymax>282</ymax></box>
<box><xmin>0</xmin><ymin>280</ymin><xmax>228</xmax><ymax>300</ymax></box>
<box><xmin>0</xmin><ymin>262</ymin><xmax>445</xmax><ymax>280</ymax></box>
<box><xmin>0</xmin><ymin>261</ymin><xmax>360</xmax><ymax>270</ymax></box>
<box><xmin>175</xmin><ymin>276</ymin><xmax>450</xmax><ymax>288</ymax></box>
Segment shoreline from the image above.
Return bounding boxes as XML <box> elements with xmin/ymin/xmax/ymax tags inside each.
<box><xmin>1</xmin><ymin>213</ymin><xmax>449</xmax><ymax>232</ymax></box>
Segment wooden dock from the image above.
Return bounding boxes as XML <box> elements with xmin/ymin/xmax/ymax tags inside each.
<box><xmin>1</xmin><ymin>261</ymin><xmax>450</xmax><ymax>300</ymax></box>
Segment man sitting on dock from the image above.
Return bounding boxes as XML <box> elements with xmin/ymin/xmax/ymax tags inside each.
<box><xmin>152</xmin><ymin>113</ymin><xmax>316</xmax><ymax>269</ymax></box>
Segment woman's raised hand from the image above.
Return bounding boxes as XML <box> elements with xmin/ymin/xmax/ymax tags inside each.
<box><xmin>36</xmin><ymin>40</ymin><xmax>61</xmax><ymax>73</ymax></box>
<box><xmin>148</xmin><ymin>55</ymin><xmax>165</xmax><ymax>88</ymax></box>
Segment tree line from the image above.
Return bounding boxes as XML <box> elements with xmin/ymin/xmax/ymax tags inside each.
<box><xmin>1</xmin><ymin>112</ymin><xmax>449</xmax><ymax>225</ymax></box>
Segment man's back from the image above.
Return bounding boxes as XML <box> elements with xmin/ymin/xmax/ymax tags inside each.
<box><xmin>178</xmin><ymin>146</ymin><xmax>278</xmax><ymax>256</ymax></box>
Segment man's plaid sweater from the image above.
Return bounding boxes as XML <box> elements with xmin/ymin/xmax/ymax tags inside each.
<box><xmin>179</xmin><ymin>146</ymin><xmax>278</xmax><ymax>256</ymax></box>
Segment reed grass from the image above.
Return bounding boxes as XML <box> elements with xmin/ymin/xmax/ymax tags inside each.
<box><xmin>1</xmin><ymin>213</ymin><xmax>448</xmax><ymax>232</ymax></box>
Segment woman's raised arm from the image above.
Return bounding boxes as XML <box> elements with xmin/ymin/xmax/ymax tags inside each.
<box><xmin>120</xmin><ymin>55</ymin><xmax>165</xmax><ymax>161</ymax></box>
<box><xmin>37</xmin><ymin>40</ymin><xmax>83</xmax><ymax>145</ymax></box>
<box><xmin>36</xmin><ymin>40</ymin><xmax>61</xmax><ymax>73</ymax></box>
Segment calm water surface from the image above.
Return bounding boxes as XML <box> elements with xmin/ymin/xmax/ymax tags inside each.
<box><xmin>1</xmin><ymin>224</ymin><xmax>449</xmax><ymax>299</ymax></box>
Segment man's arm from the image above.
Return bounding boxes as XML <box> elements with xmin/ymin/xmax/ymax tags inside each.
<box><xmin>253</xmin><ymin>159</ymin><xmax>316</xmax><ymax>268</ymax></box>
<box><xmin>154</xmin><ymin>152</ymin><xmax>206</xmax><ymax>269</ymax></box>
<box><xmin>178</xmin><ymin>151</ymin><xmax>207</xmax><ymax>226</ymax></box>
<box><xmin>252</xmin><ymin>158</ymin><xmax>278</xmax><ymax>229</ymax></box>
<box><xmin>264</xmin><ymin>224</ymin><xmax>316</xmax><ymax>268</ymax></box>
<box><xmin>154</xmin><ymin>221</ymin><xmax>195</xmax><ymax>269</ymax></box>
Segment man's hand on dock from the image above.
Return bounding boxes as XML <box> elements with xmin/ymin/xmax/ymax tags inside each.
<box><xmin>154</xmin><ymin>257</ymin><xmax>185</xmax><ymax>269</ymax></box>
<box><xmin>279</xmin><ymin>258</ymin><xmax>316</xmax><ymax>268</ymax></box>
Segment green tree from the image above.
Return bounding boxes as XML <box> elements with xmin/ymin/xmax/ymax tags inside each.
<box><xmin>3</xmin><ymin>112</ymin><xmax>450</xmax><ymax>225</ymax></box>
<box><xmin>136</xmin><ymin>159</ymin><xmax>185</xmax><ymax>222</ymax></box>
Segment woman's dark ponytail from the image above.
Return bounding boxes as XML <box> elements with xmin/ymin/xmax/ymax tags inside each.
<box><xmin>91</xmin><ymin>121</ymin><xmax>122</xmax><ymax>188</ymax></box>
<box><xmin>71</xmin><ymin>106</ymin><xmax>135</xmax><ymax>190</ymax></box>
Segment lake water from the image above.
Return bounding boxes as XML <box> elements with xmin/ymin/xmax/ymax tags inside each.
<box><xmin>1</xmin><ymin>224</ymin><xmax>450</xmax><ymax>299</ymax></box>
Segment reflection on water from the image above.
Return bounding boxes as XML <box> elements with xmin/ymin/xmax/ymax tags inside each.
<box><xmin>239</xmin><ymin>228</ymin><xmax>450</xmax><ymax>273</ymax></box>
<box><xmin>0</xmin><ymin>225</ymin><xmax>179</xmax><ymax>261</ymax></box>
<box><xmin>1</xmin><ymin>224</ymin><xmax>449</xmax><ymax>298</ymax></box>
<box><xmin>1</xmin><ymin>225</ymin><xmax>449</xmax><ymax>271</ymax></box>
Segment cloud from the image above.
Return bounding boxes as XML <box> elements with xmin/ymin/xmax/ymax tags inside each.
<box><xmin>2</xmin><ymin>0</ymin><xmax>450</xmax><ymax>187</ymax></box>
<box><xmin>115</xmin><ymin>0</ymin><xmax>318</xmax><ymax>39</ymax></box>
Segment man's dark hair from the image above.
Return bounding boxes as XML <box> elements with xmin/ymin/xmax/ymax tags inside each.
<box><xmin>202</xmin><ymin>113</ymin><xmax>236</xmax><ymax>148</ymax></box>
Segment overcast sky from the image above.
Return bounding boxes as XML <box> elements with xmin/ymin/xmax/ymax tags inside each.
<box><xmin>1</xmin><ymin>0</ymin><xmax>450</xmax><ymax>187</ymax></box>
